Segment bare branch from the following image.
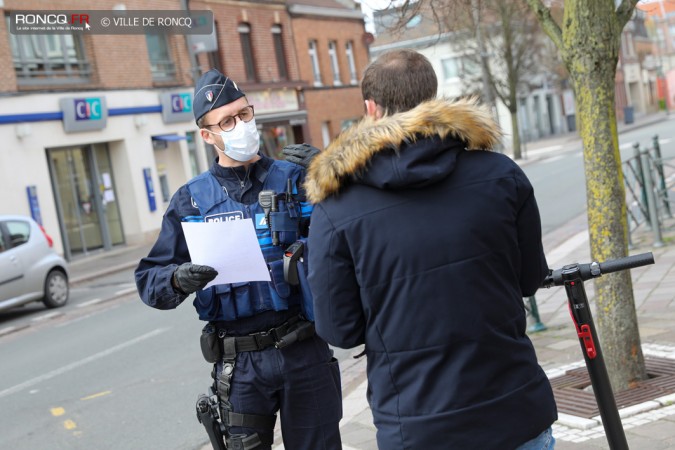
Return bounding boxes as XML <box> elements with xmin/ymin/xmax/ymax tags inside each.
<box><xmin>523</xmin><ymin>0</ymin><xmax>563</xmax><ymax>51</ymax></box>
<box><xmin>616</xmin><ymin>0</ymin><xmax>639</xmax><ymax>30</ymax></box>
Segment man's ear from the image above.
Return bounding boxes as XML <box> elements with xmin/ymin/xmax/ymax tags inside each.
<box><xmin>200</xmin><ymin>128</ymin><xmax>216</xmax><ymax>145</ymax></box>
<box><xmin>364</xmin><ymin>99</ymin><xmax>382</xmax><ymax>119</ymax></box>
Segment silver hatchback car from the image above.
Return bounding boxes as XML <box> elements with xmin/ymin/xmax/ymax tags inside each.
<box><xmin>0</xmin><ymin>215</ymin><xmax>69</xmax><ymax>312</ymax></box>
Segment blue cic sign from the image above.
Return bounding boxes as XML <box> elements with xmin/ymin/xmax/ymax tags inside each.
<box><xmin>74</xmin><ymin>98</ymin><xmax>103</xmax><ymax>120</ymax></box>
<box><xmin>171</xmin><ymin>93</ymin><xmax>192</xmax><ymax>113</ymax></box>
<box><xmin>59</xmin><ymin>96</ymin><xmax>108</xmax><ymax>132</ymax></box>
<box><xmin>160</xmin><ymin>92</ymin><xmax>193</xmax><ymax>123</ymax></box>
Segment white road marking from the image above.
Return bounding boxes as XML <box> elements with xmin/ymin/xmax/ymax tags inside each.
<box><xmin>0</xmin><ymin>328</ymin><xmax>167</xmax><ymax>399</ymax></box>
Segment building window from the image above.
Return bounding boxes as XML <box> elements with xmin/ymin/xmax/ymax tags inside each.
<box><xmin>657</xmin><ymin>27</ymin><xmax>666</xmax><ymax>49</ymax></box>
<box><xmin>186</xmin><ymin>131</ymin><xmax>201</xmax><ymax>177</ymax></box>
<box><xmin>321</xmin><ymin>121</ymin><xmax>331</xmax><ymax>147</ymax></box>
<box><xmin>239</xmin><ymin>23</ymin><xmax>256</xmax><ymax>81</ymax></box>
<box><xmin>345</xmin><ymin>41</ymin><xmax>358</xmax><ymax>85</ymax></box>
<box><xmin>271</xmin><ymin>24</ymin><xmax>288</xmax><ymax>80</ymax></box>
<box><xmin>309</xmin><ymin>40</ymin><xmax>322</xmax><ymax>86</ymax></box>
<box><xmin>145</xmin><ymin>33</ymin><xmax>176</xmax><ymax>81</ymax></box>
<box><xmin>7</xmin><ymin>17</ymin><xmax>90</xmax><ymax>85</ymax></box>
<box><xmin>442</xmin><ymin>56</ymin><xmax>478</xmax><ymax>81</ymax></box>
<box><xmin>328</xmin><ymin>41</ymin><xmax>341</xmax><ymax>85</ymax></box>
<box><xmin>207</xmin><ymin>21</ymin><xmax>223</xmax><ymax>73</ymax></box>
<box><xmin>441</xmin><ymin>57</ymin><xmax>460</xmax><ymax>80</ymax></box>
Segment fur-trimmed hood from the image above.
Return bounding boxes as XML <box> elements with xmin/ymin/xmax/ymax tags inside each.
<box><xmin>305</xmin><ymin>97</ymin><xmax>502</xmax><ymax>204</ymax></box>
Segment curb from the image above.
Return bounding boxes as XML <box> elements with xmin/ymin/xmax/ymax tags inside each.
<box><xmin>69</xmin><ymin>261</ymin><xmax>139</xmax><ymax>286</ymax></box>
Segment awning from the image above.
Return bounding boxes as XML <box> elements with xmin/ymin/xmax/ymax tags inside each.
<box><xmin>152</xmin><ymin>134</ymin><xmax>186</xmax><ymax>141</ymax></box>
<box><xmin>256</xmin><ymin>110</ymin><xmax>307</xmax><ymax>125</ymax></box>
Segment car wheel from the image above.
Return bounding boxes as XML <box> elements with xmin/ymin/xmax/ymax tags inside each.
<box><xmin>43</xmin><ymin>269</ymin><xmax>69</xmax><ymax>308</ymax></box>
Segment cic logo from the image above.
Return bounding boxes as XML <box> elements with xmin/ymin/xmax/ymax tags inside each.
<box><xmin>171</xmin><ymin>93</ymin><xmax>192</xmax><ymax>113</ymax></box>
<box><xmin>74</xmin><ymin>98</ymin><xmax>102</xmax><ymax>121</ymax></box>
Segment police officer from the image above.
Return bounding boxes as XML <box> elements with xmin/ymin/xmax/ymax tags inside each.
<box><xmin>135</xmin><ymin>69</ymin><xmax>342</xmax><ymax>450</ymax></box>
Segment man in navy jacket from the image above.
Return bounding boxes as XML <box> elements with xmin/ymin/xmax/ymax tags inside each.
<box><xmin>305</xmin><ymin>49</ymin><xmax>557</xmax><ymax>449</ymax></box>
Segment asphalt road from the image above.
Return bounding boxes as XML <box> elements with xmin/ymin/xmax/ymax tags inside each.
<box><xmin>0</xmin><ymin>289</ymin><xmax>208</xmax><ymax>450</ymax></box>
<box><xmin>521</xmin><ymin>116</ymin><xmax>675</xmax><ymax>236</ymax></box>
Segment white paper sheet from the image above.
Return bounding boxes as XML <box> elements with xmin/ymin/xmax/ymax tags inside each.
<box><xmin>181</xmin><ymin>220</ymin><xmax>271</xmax><ymax>287</ymax></box>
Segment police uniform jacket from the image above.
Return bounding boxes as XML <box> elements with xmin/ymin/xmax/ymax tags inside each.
<box><xmin>135</xmin><ymin>155</ymin><xmax>310</xmax><ymax>335</ymax></box>
<box><xmin>305</xmin><ymin>97</ymin><xmax>558</xmax><ymax>449</ymax></box>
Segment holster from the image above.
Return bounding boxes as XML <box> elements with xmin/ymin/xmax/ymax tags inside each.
<box><xmin>200</xmin><ymin>323</ymin><xmax>222</xmax><ymax>363</ymax></box>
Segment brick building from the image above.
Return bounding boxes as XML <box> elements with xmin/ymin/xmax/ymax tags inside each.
<box><xmin>287</xmin><ymin>0</ymin><xmax>370</xmax><ymax>146</ymax></box>
<box><xmin>0</xmin><ymin>0</ymin><xmax>368</xmax><ymax>259</ymax></box>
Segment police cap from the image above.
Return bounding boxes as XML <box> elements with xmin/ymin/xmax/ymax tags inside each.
<box><xmin>193</xmin><ymin>69</ymin><xmax>246</xmax><ymax>124</ymax></box>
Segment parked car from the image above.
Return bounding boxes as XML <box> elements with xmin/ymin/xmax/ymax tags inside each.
<box><xmin>0</xmin><ymin>215</ymin><xmax>69</xmax><ymax>312</ymax></box>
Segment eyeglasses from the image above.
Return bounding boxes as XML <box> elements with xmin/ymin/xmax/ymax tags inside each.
<box><xmin>203</xmin><ymin>105</ymin><xmax>255</xmax><ymax>132</ymax></box>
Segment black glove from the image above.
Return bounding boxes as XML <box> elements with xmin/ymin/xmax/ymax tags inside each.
<box><xmin>282</xmin><ymin>143</ymin><xmax>320</xmax><ymax>168</ymax></box>
<box><xmin>172</xmin><ymin>263</ymin><xmax>218</xmax><ymax>295</ymax></box>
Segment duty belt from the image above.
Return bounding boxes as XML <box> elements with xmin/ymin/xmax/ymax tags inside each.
<box><xmin>220</xmin><ymin>315</ymin><xmax>315</xmax><ymax>353</ymax></box>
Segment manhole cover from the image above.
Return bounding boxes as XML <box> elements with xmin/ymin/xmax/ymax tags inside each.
<box><xmin>551</xmin><ymin>356</ymin><xmax>675</xmax><ymax>419</ymax></box>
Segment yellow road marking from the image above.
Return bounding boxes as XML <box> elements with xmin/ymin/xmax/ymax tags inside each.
<box><xmin>50</xmin><ymin>407</ymin><xmax>65</xmax><ymax>416</ymax></box>
<box><xmin>81</xmin><ymin>390</ymin><xmax>112</xmax><ymax>401</ymax></box>
<box><xmin>64</xmin><ymin>419</ymin><xmax>77</xmax><ymax>430</ymax></box>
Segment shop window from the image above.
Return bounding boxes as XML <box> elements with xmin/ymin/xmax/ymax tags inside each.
<box><xmin>159</xmin><ymin>173</ymin><xmax>171</xmax><ymax>203</ymax></box>
<box><xmin>261</xmin><ymin>125</ymin><xmax>291</xmax><ymax>159</ymax></box>
<box><xmin>271</xmin><ymin>24</ymin><xmax>288</xmax><ymax>80</ymax></box>
<box><xmin>145</xmin><ymin>33</ymin><xmax>176</xmax><ymax>81</ymax></box>
<box><xmin>309</xmin><ymin>40</ymin><xmax>322</xmax><ymax>86</ymax></box>
<box><xmin>239</xmin><ymin>23</ymin><xmax>257</xmax><ymax>81</ymax></box>
<box><xmin>345</xmin><ymin>41</ymin><xmax>358</xmax><ymax>85</ymax></box>
<box><xmin>328</xmin><ymin>41</ymin><xmax>341</xmax><ymax>86</ymax></box>
<box><xmin>186</xmin><ymin>131</ymin><xmax>201</xmax><ymax>177</ymax></box>
<box><xmin>7</xmin><ymin>15</ymin><xmax>90</xmax><ymax>85</ymax></box>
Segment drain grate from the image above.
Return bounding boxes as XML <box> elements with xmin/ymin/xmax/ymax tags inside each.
<box><xmin>551</xmin><ymin>356</ymin><xmax>675</xmax><ymax>419</ymax></box>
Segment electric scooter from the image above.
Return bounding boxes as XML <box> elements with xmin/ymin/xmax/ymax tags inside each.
<box><xmin>542</xmin><ymin>252</ymin><xmax>655</xmax><ymax>450</ymax></box>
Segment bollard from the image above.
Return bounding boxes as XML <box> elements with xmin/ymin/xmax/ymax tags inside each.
<box><xmin>526</xmin><ymin>296</ymin><xmax>547</xmax><ymax>332</ymax></box>
<box><xmin>652</xmin><ymin>135</ymin><xmax>672</xmax><ymax>217</ymax></box>
<box><xmin>633</xmin><ymin>143</ymin><xmax>650</xmax><ymax>227</ymax></box>
<box><xmin>640</xmin><ymin>150</ymin><xmax>665</xmax><ymax>247</ymax></box>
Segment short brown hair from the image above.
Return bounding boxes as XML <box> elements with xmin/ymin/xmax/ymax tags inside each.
<box><xmin>361</xmin><ymin>49</ymin><xmax>437</xmax><ymax>115</ymax></box>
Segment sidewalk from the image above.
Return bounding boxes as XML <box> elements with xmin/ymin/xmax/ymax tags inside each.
<box><xmin>63</xmin><ymin>111</ymin><xmax>675</xmax><ymax>450</ymax></box>
<box><xmin>501</xmin><ymin>110</ymin><xmax>671</xmax><ymax>165</ymax></box>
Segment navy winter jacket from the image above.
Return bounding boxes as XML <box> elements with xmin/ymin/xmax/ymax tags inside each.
<box><xmin>305</xmin><ymin>98</ymin><xmax>557</xmax><ymax>449</ymax></box>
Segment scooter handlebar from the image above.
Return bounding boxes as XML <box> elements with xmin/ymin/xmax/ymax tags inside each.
<box><xmin>598</xmin><ymin>252</ymin><xmax>654</xmax><ymax>275</ymax></box>
<box><xmin>542</xmin><ymin>252</ymin><xmax>654</xmax><ymax>288</ymax></box>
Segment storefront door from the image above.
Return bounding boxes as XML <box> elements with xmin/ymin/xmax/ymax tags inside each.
<box><xmin>48</xmin><ymin>143</ymin><xmax>124</xmax><ymax>260</ymax></box>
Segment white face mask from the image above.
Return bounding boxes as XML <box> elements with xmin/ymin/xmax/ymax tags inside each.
<box><xmin>218</xmin><ymin>118</ymin><xmax>260</xmax><ymax>162</ymax></box>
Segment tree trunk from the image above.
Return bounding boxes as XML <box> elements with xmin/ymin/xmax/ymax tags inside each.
<box><xmin>563</xmin><ymin>2</ymin><xmax>647</xmax><ymax>391</ymax></box>
<box><xmin>510</xmin><ymin>109</ymin><xmax>522</xmax><ymax>159</ymax></box>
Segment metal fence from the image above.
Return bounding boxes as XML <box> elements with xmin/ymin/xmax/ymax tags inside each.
<box><xmin>622</xmin><ymin>135</ymin><xmax>674</xmax><ymax>247</ymax></box>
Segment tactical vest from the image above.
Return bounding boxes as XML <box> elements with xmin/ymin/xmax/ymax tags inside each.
<box><xmin>185</xmin><ymin>161</ymin><xmax>313</xmax><ymax>322</ymax></box>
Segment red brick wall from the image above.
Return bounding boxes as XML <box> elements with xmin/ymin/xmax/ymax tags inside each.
<box><xmin>0</xmin><ymin>0</ymin><xmax>368</xmax><ymax>147</ymax></box>
<box><xmin>0</xmin><ymin>0</ymin><xmax>196</xmax><ymax>92</ymax></box>
<box><xmin>290</xmin><ymin>15</ymin><xmax>370</xmax><ymax>146</ymax></box>
<box><xmin>190</xmin><ymin>0</ymin><xmax>299</xmax><ymax>84</ymax></box>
